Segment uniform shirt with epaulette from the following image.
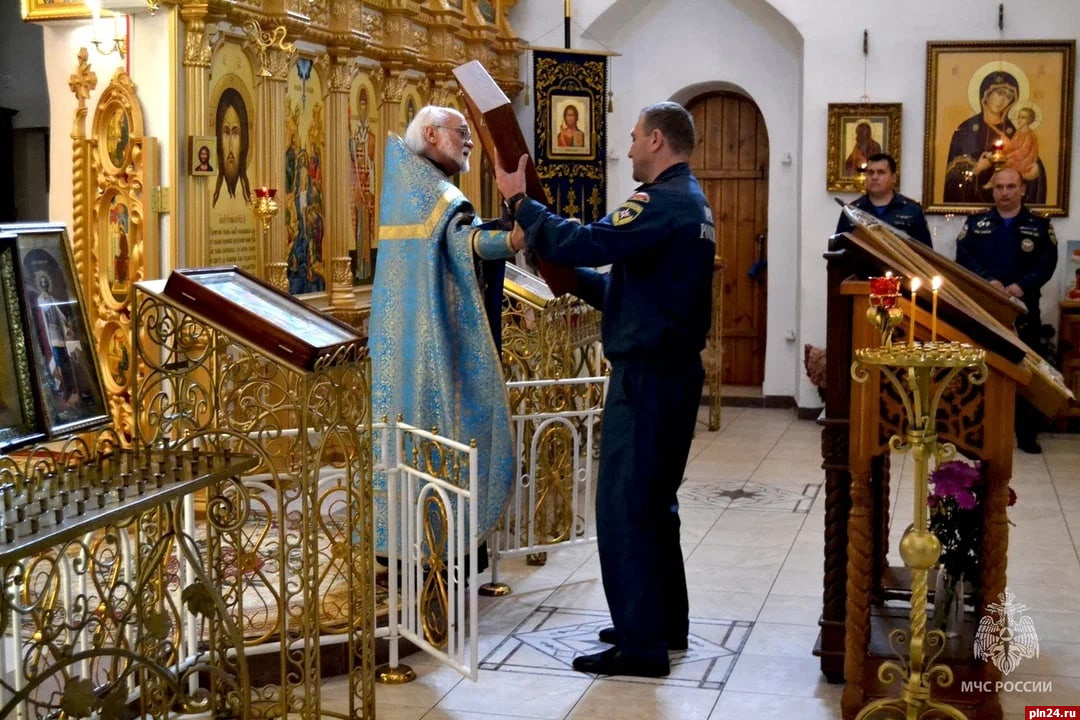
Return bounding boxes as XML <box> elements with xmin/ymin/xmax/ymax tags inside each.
<box><xmin>835</xmin><ymin>192</ymin><xmax>934</xmax><ymax>247</ymax></box>
<box><xmin>515</xmin><ymin>162</ymin><xmax>715</xmax><ymax>361</ymax></box>
<box><xmin>954</xmin><ymin>205</ymin><xmax>1058</xmax><ymax>323</ymax></box>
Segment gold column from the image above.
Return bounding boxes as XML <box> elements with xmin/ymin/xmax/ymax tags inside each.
<box><xmin>244</xmin><ymin>22</ymin><xmax>294</xmax><ymax>276</ymax></box>
<box><xmin>708</xmin><ymin>255</ymin><xmax>725</xmax><ymax>431</ymax></box>
<box><xmin>374</xmin><ymin>69</ymin><xmax>408</xmax><ymax>262</ymax></box>
<box><xmin>180</xmin><ymin>8</ymin><xmax>213</xmax><ymax>267</ymax></box>
<box><xmin>68</xmin><ymin>49</ymin><xmax>98</xmax><ymax>313</ymax></box>
<box><xmin>326</xmin><ymin>55</ymin><xmax>357</xmax><ymax>309</ymax></box>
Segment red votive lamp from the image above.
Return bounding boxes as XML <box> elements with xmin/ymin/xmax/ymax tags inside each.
<box><xmin>869</xmin><ymin>274</ymin><xmax>901</xmax><ymax>308</ymax></box>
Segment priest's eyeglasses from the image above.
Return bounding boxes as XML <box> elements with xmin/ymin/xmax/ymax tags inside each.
<box><xmin>434</xmin><ymin>125</ymin><xmax>473</xmax><ymax>142</ymax></box>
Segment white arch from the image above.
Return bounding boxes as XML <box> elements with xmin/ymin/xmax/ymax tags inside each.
<box><xmin>577</xmin><ymin>0</ymin><xmax>808</xmax><ymax>405</ymax></box>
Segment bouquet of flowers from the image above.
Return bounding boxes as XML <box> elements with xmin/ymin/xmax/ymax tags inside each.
<box><xmin>928</xmin><ymin>459</ymin><xmax>1018</xmax><ymax>579</ymax></box>
<box><xmin>928</xmin><ymin>460</ymin><xmax>985</xmax><ymax>579</ymax></box>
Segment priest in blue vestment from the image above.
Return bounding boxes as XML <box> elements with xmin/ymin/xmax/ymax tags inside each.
<box><xmin>369</xmin><ymin>106</ymin><xmax>518</xmax><ymax>565</ymax></box>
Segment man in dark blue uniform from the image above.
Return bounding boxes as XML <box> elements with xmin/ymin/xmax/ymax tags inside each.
<box><xmin>835</xmin><ymin>153</ymin><xmax>933</xmax><ymax>247</ymax></box>
<box><xmin>496</xmin><ymin>101</ymin><xmax>715</xmax><ymax>678</ymax></box>
<box><xmin>955</xmin><ymin>167</ymin><xmax>1058</xmax><ymax>453</ymax></box>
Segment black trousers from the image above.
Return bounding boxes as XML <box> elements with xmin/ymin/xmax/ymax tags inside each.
<box><xmin>595</xmin><ymin>357</ymin><xmax>703</xmax><ymax>663</ymax></box>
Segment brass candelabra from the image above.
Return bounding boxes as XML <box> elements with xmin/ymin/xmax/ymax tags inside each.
<box><xmin>252</xmin><ymin>187</ymin><xmax>288</xmax><ymax>292</ymax></box>
<box><xmin>252</xmin><ymin>186</ymin><xmax>278</xmax><ymax>234</ymax></box>
<box><xmin>852</xmin><ymin>277</ymin><xmax>987</xmax><ymax>720</ymax></box>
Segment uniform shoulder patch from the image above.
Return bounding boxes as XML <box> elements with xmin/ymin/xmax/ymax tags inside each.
<box><xmin>957</xmin><ymin>223</ymin><xmax>968</xmax><ymax>241</ymax></box>
<box><xmin>1049</xmin><ymin>225</ymin><xmax>1058</xmax><ymax>245</ymax></box>
<box><xmin>629</xmin><ymin>191</ymin><xmax>650</xmax><ymax>203</ymax></box>
<box><xmin>612</xmin><ymin>201</ymin><xmax>644</xmax><ymax>226</ymax></box>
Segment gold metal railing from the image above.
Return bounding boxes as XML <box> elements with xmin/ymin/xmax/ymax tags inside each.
<box><xmin>0</xmin><ymin>438</ymin><xmax>257</xmax><ymax>720</ymax></box>
<box><xmin>131</xmin><ymin>283</ymin><xmax>376</xmax><ymax>719</ymax></box>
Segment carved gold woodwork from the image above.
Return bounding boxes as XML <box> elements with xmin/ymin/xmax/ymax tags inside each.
<box><xmin>174</xmin><ymin>1</ymin><xmax>524</xmax><ymax>308</ymax></box>
<box><xmin>68</xmin><ymin>48</ymin><xmax>97</xmax><ymax>297</ymax></box>
<box><xmin>243</xmin><ymin>20</ymin><xmax>297</xmax><ymax>80</ymax></box>
<box><xmin>72</xmin><ymin>60</ymin><xmax>157</xmax><ymax>442</ymax></box>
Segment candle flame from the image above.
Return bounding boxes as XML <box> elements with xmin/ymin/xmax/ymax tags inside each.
<box><xmin>931</xmin><ymin>276</ymin><xmax>943</xmax><ymax>291</ymax></box>
<box><xmin>911</xmin><ymin>277</ymin><xmax>921</xmax><ymax>292</ymax></box>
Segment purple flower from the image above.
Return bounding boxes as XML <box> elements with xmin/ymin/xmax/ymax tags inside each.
<box><xmin>954</xmin><ymin>489</ymin><xmax>977</xmax><ymax>510</ymax></box>
<box><xmin>925</xmin><ymin>458</ymin><xmax>1013</xmax><ymax>580</ymax></box>
<box><xmin>928</xmin><ymin>460</ymin><xmax>982</xmax><ymax>502</ymax></box>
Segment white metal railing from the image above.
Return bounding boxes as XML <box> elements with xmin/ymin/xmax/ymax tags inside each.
<box><xmin>373</xmin><ymin>421</ymin><xmax>479</xmax><ymax>680</ymax></box>
<box><xmin>487</xmin><ymin>377</ymin><xmax>606</xmax><ymax>585</ymax></box>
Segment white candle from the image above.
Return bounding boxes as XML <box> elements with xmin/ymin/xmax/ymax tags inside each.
<box><xmin>909</xmin><ymin>278</ymin><xmax>921</xmax><ymax>346</ymax></box>
<box><xmin>931</xmin><ymin>276</ymin><xmax>943</xmax><ymax>342</ymax></box>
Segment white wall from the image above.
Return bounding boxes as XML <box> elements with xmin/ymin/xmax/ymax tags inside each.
<box><xmin>43</xmin><ymin>22</ymin><xmax>124</xmax><ymax>229</ymax></box>
<box><xmin>510</xmin><ymin>0</ymin><xmax>1080</xmax><ymax>409</ymax></box>
<box><xmin>778</xmin><ymin>0</ymin><xmax>1080</xmax><ymax>408</ymax></box>
<box><xmin>42</xmin><ymin>10</ymin><xmax>173</xmax><ymax>271</ymax></box>
<box><xmin>510</xmin><ymin>0</ymin><xmax>806</xmax><ymax>402</ymax></box>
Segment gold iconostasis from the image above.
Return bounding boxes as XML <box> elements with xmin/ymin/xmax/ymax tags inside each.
<box><xmin>64</xmin><ymin>0</ymin><xmax>526</xmax><ymax>435</ymax></box>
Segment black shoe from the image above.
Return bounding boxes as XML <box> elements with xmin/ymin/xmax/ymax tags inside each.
<box><xmin>597</xmin><ymin>626</ymin><xmax>688</xmax><ymax>651</ymax></box>
<box><xmin>571</xmin><ymin>647</ymin><xmax>669</xmax><ymax>677</ymax></box>
<box><xmin>1018</xmin><ymin>438</ymin><xmax>1042</xmax><ymax>454</ymax></box>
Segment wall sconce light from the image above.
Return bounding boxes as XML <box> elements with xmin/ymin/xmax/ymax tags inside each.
<box><xmin>86</xmin><ymin>0</ymin><xmax>127</xmax><ymax>59</ymax></box>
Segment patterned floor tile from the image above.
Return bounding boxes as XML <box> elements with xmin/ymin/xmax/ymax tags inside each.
<box><xmin>679</xmin><ymin>480</ymin><xmax>820</xmax><ymax>513</ymax></box>
<box><xmin>479</xmin><ymin>605</ymin><xmax>752</xmax><ymax>690</ymax></box>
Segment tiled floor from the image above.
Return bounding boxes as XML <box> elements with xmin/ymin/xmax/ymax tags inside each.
<box><xmin>328</xmin><ymin>407</ymin><xmax>1080</xmax><ymax>719</ymax></box>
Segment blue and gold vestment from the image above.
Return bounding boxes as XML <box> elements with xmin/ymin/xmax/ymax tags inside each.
<box><xmin>368</xmin><ymin>135</ymin><xmax>515</xmax><ymax>554</ymax></box>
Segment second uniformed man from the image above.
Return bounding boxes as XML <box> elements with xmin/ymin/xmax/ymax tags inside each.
<box><xmin>955</xmin><ymin>167</ymin><xmax>1058</xmax><ymax>453</ymax></box>
<box><xmin>835</xmin><ymin>152</ymin><xmax>934</xmax><ymax>247</ymax></box>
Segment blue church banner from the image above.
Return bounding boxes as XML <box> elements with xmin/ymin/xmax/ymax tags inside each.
<box><xmin>532</xmin><ymin>49</ymin><xmax>609</xmax><ymax>223</ymax></box>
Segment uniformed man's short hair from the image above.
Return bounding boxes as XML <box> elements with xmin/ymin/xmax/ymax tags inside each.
<box><xmin>640</xmin><ymin>102</ymin><xmax>696</xmax><ymax>156</ymax></box>
<box><xmin>867</xmin><ymin>152</ymin><xmax>896</xmax><ymax>173</ymax></box>
<box><xmin>991</xmin><ymin>167</ymin><xmax>1026</xmax><ymax>187</ymax></box>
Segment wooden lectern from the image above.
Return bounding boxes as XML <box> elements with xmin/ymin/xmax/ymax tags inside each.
<box><xmin>814</xmin><ymin>210</ymin><xmax>1072</xmax><ymax>720</ymax></box>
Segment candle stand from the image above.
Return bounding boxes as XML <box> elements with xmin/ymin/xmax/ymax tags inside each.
<box><xmin>851</xmin><ymin>284</ymin><xmax>987</xmax><ymax>720</ymax></box>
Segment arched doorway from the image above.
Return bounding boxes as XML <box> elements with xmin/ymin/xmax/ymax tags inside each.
<box><xmin>687</xmin><ymin>91</ymin><xmax>769</xmax><ymax>388</ymax></box>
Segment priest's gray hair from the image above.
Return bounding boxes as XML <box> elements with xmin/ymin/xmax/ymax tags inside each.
<box><xmin>404</xmin><ymin>106</ymin><xmax>465</xmax><ymax>155</ymax></box>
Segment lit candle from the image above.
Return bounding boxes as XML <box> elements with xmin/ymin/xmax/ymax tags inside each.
<box><xmin>909</xmin><ymin>277</ymin><xmax>921</xmax><ymax>346</ymax></box>
<box><xmin>255</xmin><ymin>186</ymin><xmax>269</xmax><ymax>199</ymax></box>
<box><xmin>931</xmin><ymin>276</ymin><xmax>943</xmax><ymax>343</ymax></box>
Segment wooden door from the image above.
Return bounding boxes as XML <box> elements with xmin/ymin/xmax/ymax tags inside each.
<box><xmin>688</xmin><ymin>93</ymin><xmax>769</xmax><ymax>387</ymax></box>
